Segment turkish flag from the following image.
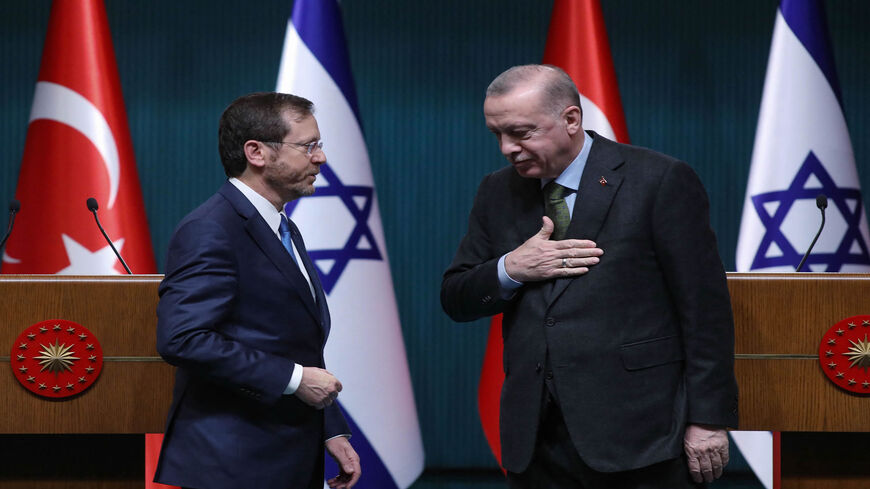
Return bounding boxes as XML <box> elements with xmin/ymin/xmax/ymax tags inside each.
<box><xmin>1</xmin><ymin>0</ymin><xmax>155</xmax><ymax>275</ymax></box>
<box><xmin>477</xmin><ymin>0</ymin><xmax>630</xmax><ymax>466</ymax></box>
<box><xmin>1</xmin><ymin>1</ymin><xmax>169</xmax><ymax>487</ymax></box>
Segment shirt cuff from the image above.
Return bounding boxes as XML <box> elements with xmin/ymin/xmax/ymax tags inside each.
<box><xmin>497</xmin><ymin>254</ymin><xmax>523</xmax><ymax>299</ymax></box>
<box><xmin>283</xmin><ymin>363</ymin><xmax>304</xmax><ymax>395</ymax></box>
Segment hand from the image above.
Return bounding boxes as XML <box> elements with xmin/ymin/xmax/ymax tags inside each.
<box><xmin>326</xmin><ymin>436</ymin><xmax>361</xmax><ymax>488</ymax></box>
<box><xmin>504</xmin><ymin>217</ymin><xmax>603</xmax><ymax>282</ymax></box>
<box><xmin>684</xmin><ymin>424</ymin><xmax>729</xmax><ymax>483</ymax></box>
<box><xmin>294</xmin><ymin>367</ymin><xmax>342</xmax><ymax>409</ymax></box>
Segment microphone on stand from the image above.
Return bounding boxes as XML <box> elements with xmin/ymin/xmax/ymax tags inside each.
<box><xmin>86</xmin><ymin>197</ymin><xmax>132</xmax><ymax>274</ymax></box>
<box><xmin>0</xmin><ymin>199</ymin><xmax>21</xmax><ymax>255</ymax></box>
<box><xmin>796</xmin><ymin>194</ymin><xmax>827</xmax><ymax>272</ymax></box>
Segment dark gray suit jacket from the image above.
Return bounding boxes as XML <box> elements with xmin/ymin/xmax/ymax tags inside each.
<box><xmin>442</xmin><ymin>132</ymin><xmax>738</xmax><ymax>473</ymax></box>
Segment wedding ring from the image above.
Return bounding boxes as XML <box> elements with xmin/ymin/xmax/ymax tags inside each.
<box><xmin>561</xmin><ymin>258</ymin><xmax>568</xmax><ymax>268</ymax></box>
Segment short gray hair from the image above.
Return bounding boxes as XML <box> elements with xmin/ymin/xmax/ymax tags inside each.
<box><xmin>486</xmin><ymin>64</ymin><xmax>582</xmax><ymax>117</ymax></box>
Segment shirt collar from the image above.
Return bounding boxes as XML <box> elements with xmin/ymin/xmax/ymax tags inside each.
<box><xmin>228</xmin><ymin>177</ymin><xmax>285</xmax><ymax>236</ymax></box>
<box><xmin>542</xmin><ymin>132</ymin><xmax>594</xmax><ymax>192</ymax></box>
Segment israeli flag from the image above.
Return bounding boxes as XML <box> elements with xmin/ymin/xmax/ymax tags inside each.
<box><xmin>736</xmin><ymin>0</ymin><xmax>870</xmax><ymax>274</ymax></box>
<box><xmin>734</xmin><ymin>1</ymin><xmax>870</xmax><ymax>488</ymax></box>
<box><xmin>276</xmin><ymin>1</ymin><xmax>424</xmax><ymax>487</ymax></box>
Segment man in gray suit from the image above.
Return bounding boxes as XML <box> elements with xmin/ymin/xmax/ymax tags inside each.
<box><xmin>441</xmin><ymin>65</ymin><xmax>738</xmax><ymax>488</ymax></box>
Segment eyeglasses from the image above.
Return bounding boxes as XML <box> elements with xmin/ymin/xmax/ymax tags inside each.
<box><xmin>264</xmin><ymin>140</ymin><xmax>324</xmax><ymax>157</ymax></box>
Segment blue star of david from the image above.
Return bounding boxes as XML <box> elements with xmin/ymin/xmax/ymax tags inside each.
<box><xmin>750</xmin><ymin>151</ymin><xmax>870</xmax><ymax>271</ymax></box>
<box><xmin>285</xmin><ymin>163</ymin><xmax>382</xmax><ymax>294</ymax></box>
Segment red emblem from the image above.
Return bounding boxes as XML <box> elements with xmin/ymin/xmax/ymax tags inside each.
<box><xmin>599</xmin><ymin>176</ymin><xmax>607</xmax><ymax>186</ymax></box>
<box><xmin>818</xmin><ymin>315</ymin><xmax>870</xmax><ymax>394</ymax></box>
<box><xmin>9</xmin><ymin>319</ymin><xmax>103</xmax><ymax>399</ymax></box>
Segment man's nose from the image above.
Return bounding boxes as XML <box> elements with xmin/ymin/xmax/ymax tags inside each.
<box><xmin>499</xmin><ymin>136</ymin><xmax>521</xmax><ymax>156</ymax></box>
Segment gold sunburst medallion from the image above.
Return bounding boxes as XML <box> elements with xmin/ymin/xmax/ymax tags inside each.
<box><xmin>845</xmin><ymin>334</ymin><xmax>870</xmax><ymax>371</ymax></box>
<box><xmin>34</xmin><ymin>338</ymin><xmax>80</xmax><ymax>374</ymax></box>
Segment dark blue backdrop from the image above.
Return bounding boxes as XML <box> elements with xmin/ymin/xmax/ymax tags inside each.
<box><xmin>1</xmin><ymin>0</ymin><xmax>868</xmax><ymax>470</ymax></box>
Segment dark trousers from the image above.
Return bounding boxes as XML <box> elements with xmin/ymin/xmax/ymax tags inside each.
<box><xmin>507</xmin><ymin>395</ymin><xmax>704</xmax><ymax>489</ymax></box>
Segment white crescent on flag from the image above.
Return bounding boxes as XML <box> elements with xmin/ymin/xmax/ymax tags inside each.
<box><xmin>29</xmin><ymin>81</ymin><xmax>121</xmax><ymax>209</ymax></box>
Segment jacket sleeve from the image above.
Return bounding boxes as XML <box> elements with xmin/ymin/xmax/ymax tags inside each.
<box><xmin>324</xmin><ymin>402</ymin><xmax>351</xmax><ymax>439</ymax></box>
<box><xmin>156</xmin><ymin>217</ymin><xmax>296</xmax><ymax>405</ymax></box>
<box><xmin>441</xmin><ymin>174</ymin><xmax>514</xmax><ymax>322</ymax></box>
<box><xmin>651</xmin><ymin>161</ymin><xmax>739</xmax><ymax>429</ymax></box>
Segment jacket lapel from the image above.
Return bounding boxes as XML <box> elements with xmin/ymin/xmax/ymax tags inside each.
<box><xmin>549</xmin><ymin>132</ymin><xmax>624</xmax><ymax>303</ymax></box>
<box><xmin>287</xmin><ymin>219</ymin><xmax>331</xmax><ymax>337</ymax></box>
<box><xmin>218</xmin><ymin>183</ymin><xmax>322</xmax><ymax>324</ymax></box>
<box><xmin>507</xmin><ymin>170</ymin><xmax>546</xmax><ymax>248</ymax></box>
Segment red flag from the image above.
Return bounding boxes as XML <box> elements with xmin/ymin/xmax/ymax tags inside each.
<box><xmin>146</xmin><ymin>433</ymin><xmax>177</xmax><ymax>489</ymax></box>
<box><xmin>477</xmin><ymin>0</ymin><xmax>630</xmax><ymax>465</ymax></box>
<box><xmin>1</xmin><ymin>0</ymin><xmax>155</xmax><ymax>275</ymax></box>
<box><xmin>543</xmin><ymin>0</ymin><xmax>629</xmax><ymax>145</ymax></box>
<box><xmin>1</xmin><ymin>2</ymin><xmax>169</xmax><ymax>487</ymax></box>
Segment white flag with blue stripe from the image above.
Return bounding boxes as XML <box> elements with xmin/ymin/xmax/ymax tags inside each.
<box><xmin>737</xmin><ymin>0</ymin><xmax>870</xmax><ymax>273</ymax></box>
<box><xmin>734</xmin><ymin>1</ymin><xmax>870</xmax><ymax>488</ymax></box>
<box><xmin>276</xmin><ymin>1</ymin><xmax>424</xmax><ymax>487</ymax></box>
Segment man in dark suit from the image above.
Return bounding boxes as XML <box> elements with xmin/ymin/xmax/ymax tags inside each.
<box><xmin>442</xmin><ymin>65</ymin><xmax>738</xmax><ymax>488</ymax></box>
<box><xmin>155</xmin><ymin>92</ymin><xmax>360</xmax><ymax>489</ymax></box>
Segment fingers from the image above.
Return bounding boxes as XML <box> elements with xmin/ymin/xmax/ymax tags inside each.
<box><xmin>558</xmin><ymin>256</ymin><xmax>601</xmax><ymax>269</ymax></box>
<box><xmin>553</xmin><ymin>238</ymin><xmax>604</xmax><ymax>252</ymax></box>
<box><xmin>683</xmin><ymin>425</ymin><xmax>729</xmax><ymax>483</ymax></box>
<box><xmin>507</xmin><ymin>225</ymin><xmax>604</xmax><ymax>281</ymax></box>
<box><xmin>340</xmin><ymin>462</ymin><xmax>361</xmax><ymax>488</ymax></box>
<box><xmin>326</xmin><ymin>439</ymin><xmax>361</xmax><ymax>489</ymax></box>
<box><xmin>296</xmin><ymin>367</ymin><xmax>343</xmax><ymax>408</ymax></box>
<box><xmin>711</xmin><ymin>449</ymin><xmax>724</xmax><ymax>480</ymax></box>
<box><xmin>537</xmin><ymin>216</ymin><xmax>554</xmax><ymax>239</ymax></box>
<box><xmin>698</xmin><ymin>451</ymin><xmax>714</xmax><ymax>483</ymax></box>
<box><xmin>686</xmin><ymin>455</ymin><xmax>702</xmax><ymax>483</ymax></box>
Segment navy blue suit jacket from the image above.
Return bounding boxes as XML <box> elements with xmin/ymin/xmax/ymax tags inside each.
<box><xmin>154</xmin><ymin>182</ymin><xmax>348</xmax><ymax>489</ymax></box>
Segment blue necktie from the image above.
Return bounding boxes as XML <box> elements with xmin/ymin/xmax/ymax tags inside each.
<box><xmin>279</xmin><ymin>215</ymin><xmax>298</xmax><ymax>265</ymax></box>
<box><xmin>279</xmin><ymin>215</ymin><xmax>330</xmax><ymax>328</ymax></box>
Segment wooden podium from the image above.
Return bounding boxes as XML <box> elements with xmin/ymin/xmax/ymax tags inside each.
<box><xmin>730</xmin><ymin>273</ymin><xmax>870</xmax><ymax>489</ymax></box>
<box><xmin>0</xmin><ymin>275</ymin><xmax>173</xmax><ymax>488</ymax></box>
<box><xmin>2</xmin><ymin>273</ymin><xmax>869</xmax><ymax>487</ymax></box>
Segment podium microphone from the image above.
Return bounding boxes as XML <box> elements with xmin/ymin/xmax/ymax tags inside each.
<box><xmin>0</xmin><ymin>199</ymin><xmax>21</xmax><ymax>254</ymax></box>
<box><xmin>796</xmin><ymin>194</ymin><xmax>827</xmax><ymax>272</ymax></box>
<box><xmin>86</xmin><ymin>197</ymin><xmax>132</xmax><ymax>274</ymax></box>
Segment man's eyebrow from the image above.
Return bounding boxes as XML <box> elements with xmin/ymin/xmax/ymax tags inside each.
<box><xmin>504</xmin><ymin>125</ymin><xmax>535</xmax><ymax>134</ymax></box>
<box><xmin>489</xmin><ymin>123</ymin><xmax>534</xmax><ymax>132</ymax></box>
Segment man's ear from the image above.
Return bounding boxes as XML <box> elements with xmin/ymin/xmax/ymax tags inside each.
<box><xmin>243</xmin><ymin>140</ymin><xmax>268</xmax><ymax>169</ymax></box>
<box><xmin>563</xmin><ymin>105</ymin><xmax>582</xmax><ymax>135</ymax></box>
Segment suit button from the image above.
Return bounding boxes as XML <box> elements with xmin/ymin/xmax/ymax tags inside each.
<box><xmin>546</xmin><ymin>370</ymin><xmax>554</xmax><ymax>380</ymax></box>
<box><xmin>545</xmin><ymin>317</ymin><xmax>556</xmax><ymax>327</ymax></box>
<box><xmin>481</xmin><ymin>295</ymin><xmax>492</xmax><ymax>304</ymax></box>
<box><xmin>535</xmin><ymin>363</ymin><xmax>542</xmax><ymax>373</ymax></box>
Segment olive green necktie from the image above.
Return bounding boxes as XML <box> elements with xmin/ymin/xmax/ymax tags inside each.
<box><xmin>543</xmin><ymin>181</ymin><xmax>572</xmax><ymax>240</ymax></box>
